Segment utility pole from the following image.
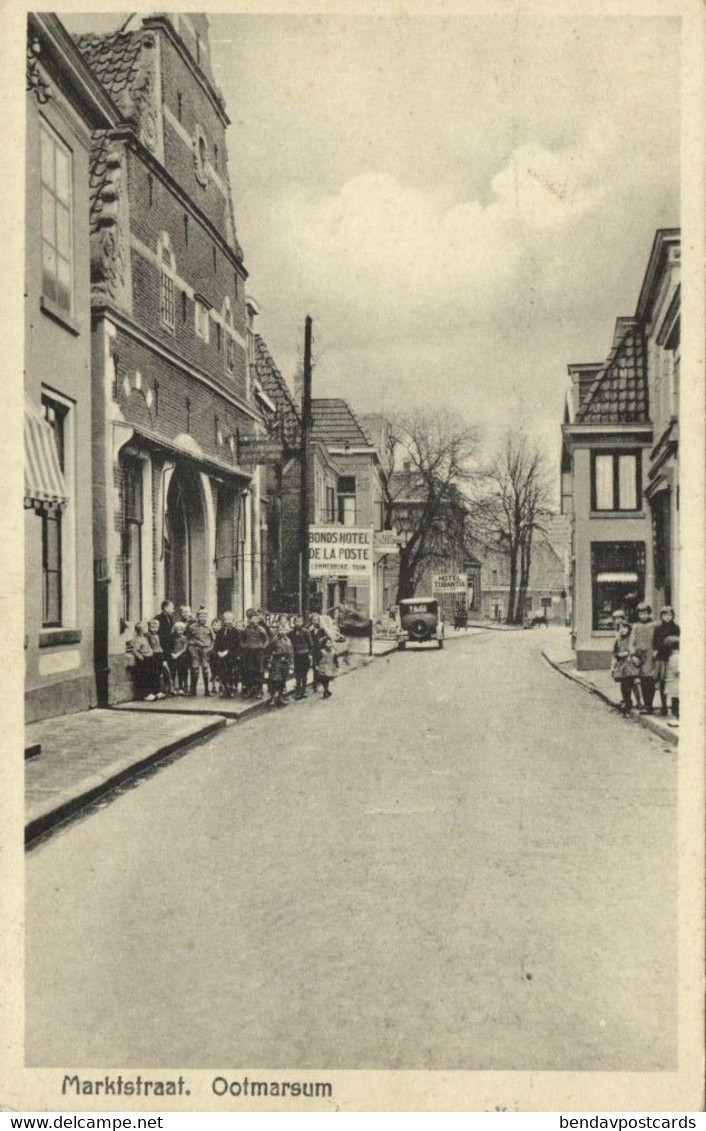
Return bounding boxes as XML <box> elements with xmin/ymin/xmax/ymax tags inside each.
<box><xmin>300</xmin><ymin>315</ymin><xmax>313</xmax><ymax>617</ymax></box>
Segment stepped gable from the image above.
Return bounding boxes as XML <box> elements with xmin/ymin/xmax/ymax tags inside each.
<box><xmin>577</xmin><ymin>325</ymin><xmax>648</xmax><ymax>424</ymax></box>
<box><xmin>73</xmin><ymin>30</ymin><xmax>143</xmax><ymax>101</ymax></box>
<box><xmin>311</xmin><ymin>399</ymin><xmax>371</xmax><ymax>447</ymax></box>
<box><xmin>252</xmin><ymin>336</ymin><xmax>301</xmax><ymax>448</ymax></box>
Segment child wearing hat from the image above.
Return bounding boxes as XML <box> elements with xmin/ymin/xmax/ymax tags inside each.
<box><xmin>632</xmin><ymin>602</ymin><xmax>658</xmax><ymax>715</ymax></box>
<box><xmin>610</xmin><ymin>620</ymin><xmax>640</xmax><ymax>715</ymax></box>
<box><xmin>653</xmin><ymin>606</ymin><xmax>680</xmax><ymax>726</ymax></box>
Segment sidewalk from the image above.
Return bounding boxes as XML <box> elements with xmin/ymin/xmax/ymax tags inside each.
<box><xmin>541</xmin><ymin>632</ymin><xmax>678</xmax><ymax>747</ymax></box>
<box><xmin>24</xmin><ymin>645</ymin><xmax>391</xmax><ymax>844</ymax></box>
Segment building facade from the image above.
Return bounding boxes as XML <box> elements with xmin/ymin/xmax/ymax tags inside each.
<box><xmin>561</xmin><ymin>230</ymin><xmax>679</xmax><ymax>670</ymax></box>
<box><xmin>470</xmin><ymin>533</ymin><xmax>569</xmax><ymax>625</ymax></box>
<box><xmin>25</xmin><ymin>15</ymin><xmax>118</xmax><ymax>722</ymax></box>
<box><xmin>75</xmin><ymin>14</ymin><xmax>266</xmax><ymax>703</ymax></box>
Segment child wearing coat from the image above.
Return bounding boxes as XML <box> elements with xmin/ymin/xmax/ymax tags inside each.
<box><xmin>315</xmin><ymin>637</ymin><xmax>337</xmax><ymax>699</ymax></box>
<box><xmin>130</xmin><ymin>622</ymin><xmax>156</xmax><ymax>700</ymax></box>
<box><xmin>268</xmin><ymin>620</ymin><xmax>294</xmax><ymax>708</ymax></box>
<box><xmin>611</xmin><ymin>621</ymin><xmax>640</xmax><ymax>715</ymax></box>
<box><xmin>631</xmin><ymin>602</ymin><xmax>658</xmax><ymax>715</ymax></box>
<box><xmin>214</xmin><ymin>612</ymin><xmax>240</xmax><ymax>698</ymax></box>
<box><xmin>170</xmin><ymin>621</ymin><xmax>189</xmax><ymax>695</ymax></box>
<box><xmin>186</xmin><ymin>608</ymin><xmax>214</xmax><ymax>696</ymax></box>
<box><xmin>146</xmin><ymin>618</ymin><xmax>173</xmax><ymax>698</ymax></box>
<box><xmin>653</xmin><ymin>606</ymin><xmax>680</xmax><ymax>726</ymax></box>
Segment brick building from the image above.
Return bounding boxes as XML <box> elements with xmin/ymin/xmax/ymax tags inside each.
<box><xmin>469</xmin><ymin>533</ymin><xmax>569</xmax><ymax>624</ymax></box>
<box><xmin>561</xmin><ymin>230</ymin><xmax>679</xmax><ymax>669</ymax></box>
<box><xmin>73</xmin><ymin>14</ymin><xmax>265</xmax><ymax>703</ymax></box>
<box><xmin>25</xmin><ymin>14</ymin><xmax>118</xmax><ymax>722</ymax></box>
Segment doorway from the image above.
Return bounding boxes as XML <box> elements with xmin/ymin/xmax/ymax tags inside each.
<box><xmin>164</xmin><ymin>468</ymin><xmax>207</xmax><ymax>609</ymax></box>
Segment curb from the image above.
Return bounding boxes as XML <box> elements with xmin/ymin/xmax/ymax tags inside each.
<box><xmin>541</xmin><ymin>650</ymin><xmax>678</xmax><ymax>747</ymax></box>
<box><xmin>25</xmin><ymin>716</ymin><xmax>227</xmax><ymax>847</ymax></box>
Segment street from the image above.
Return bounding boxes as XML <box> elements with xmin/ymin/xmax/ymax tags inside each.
<box><xmin>25</xmin><ymin>628</ymin><xmax>677</xmax><ymax>1071</ymax></box>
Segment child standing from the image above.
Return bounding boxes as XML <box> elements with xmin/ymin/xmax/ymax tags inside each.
<box><xmin>209</xmin><ymin>617</ymin><xmax>223</xmax><ymax>695</ymax></box>
<box><xmin>315</xmin><ymin>637</ymin><xmax>337</xmax><ymax>700</ymax></box>
<box><xmin>289</xmin><ymin>615</ymin><xmax>312</xmax><ymax>699</ymax></box>
<box><xmin>130</xmin><ymin>622</ymin><xmax>156</xmax><ymax>701</ymax></box>
<box><xmin>186</xmin><ymin>608</ymin><xmax>214</xmax><ymax>696</ymax></box>
<box><xmin>240</xmin><ymin>607</ymin><xmax>269</xmax><ymax>699</ymax></box>
<box><xmin>268</xmin><ymin>620</ymin><xmax>294</xmax><ymax>708</ymax></box>
<box><xmin>653</xmin><ymin>606</ymin><xmax>680</xmax><ymax>726</ymax></box>
<box><xmin>631</xmin><ymin>602</ymin><xmax>658</xmax><ymax>715</ymax></box>
<box><xmin>215</xmin><ymin>611</ymin><xmax>240</xmax><ymax>697</ymax></box>
<box><xmin>146</xmin><ymin>618</ymin><xmax>173</xmax><ymax>697</ymax></box>
<box><xmin>611</xmin><ymin>621</ymin><xmax>639</xmax><ymax>715</ymax></box>
<box><xmin>170</xmin><ymin>621</ymin><xmax>189</xmax><ymax>695</ymax></box>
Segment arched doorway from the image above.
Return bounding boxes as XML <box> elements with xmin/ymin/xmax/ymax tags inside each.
<box><xmin>164</xmin><ymin>467</ymin><xmax>208</xmax><ymax>609</ymax></box>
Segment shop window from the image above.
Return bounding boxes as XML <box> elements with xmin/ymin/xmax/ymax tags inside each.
<box><xmin>40</xmin><ymin>120</ymin><xmax>73</xmax><ymax>314</ymax></box>
<box><xmin>338</xmin><ymin>477</ymin><xmax>356</xmax><ymax>526</ymax></box>
<box><xmin>591</xmin><ymin>542</ymin><xmax>645</xmax><ymax>630</ymax></box>
<box><xmin>195</xmin><ymin>298</ymin><xmax>210</xmax><ymax>343</ymax></box>
<box><xmin>122</xmin><ymin>457</ymin><xmax>144</xmax><ymax>625</ymax></box>
<box><xmin>591</xmin><ymin>451</ymin><xmax>641</xmax><ymax>511</ymax></box>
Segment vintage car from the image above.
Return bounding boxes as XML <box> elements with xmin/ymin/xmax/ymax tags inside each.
<box><xmin>397</xmin><ymin>597</ymin><xmax>444</xmax><ymax>650</ymax></box>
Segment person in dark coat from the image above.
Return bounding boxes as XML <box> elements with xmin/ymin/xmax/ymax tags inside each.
<box><xmin>214</xmin><ymin>611</ymin><xmax>240</xmax><ymax>697</ymax></box>
<box><xmin>240</xmin><ymin>607</ymin><xmax>269</xmax><ymax>699</ymax></box>
<box><xmin>155</xmin><ymin>600</ymin><xmax>175</xmax><ymax>654</ymax></box>
<box><xmin>653</xmin><ymin>606</ymin><xmax>680</xmax><ymax>722</ymax></box>
<box><xmin>289</xmin><ymin>615</ymin><xmax>312</xmax><ymax>699</ymax></box>
<box><xmin>632</xmin><ymin>602</ymin><xmax>658</xmax><ymax>714</ymax></box>
<box><xmin>309</xmin><ymin>612</ymin><xmax>331</xmax><ymax>692</ymax></box>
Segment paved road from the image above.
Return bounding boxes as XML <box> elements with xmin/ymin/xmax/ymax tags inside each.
<box><xmin>26</xmin><ymin>628</ymin><xmax>677</xmax><ymax>1070</ymax></box>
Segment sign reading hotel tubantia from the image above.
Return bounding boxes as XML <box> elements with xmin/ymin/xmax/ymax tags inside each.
<box><xmin>309</xmin><ymin>527</ymin><xmax>373</xmax><ymax>577</ymax></box>
<box><xmin>433</xmin><ymin>572</ymin><xmax>468</xmax><ymax>594</ymax></box>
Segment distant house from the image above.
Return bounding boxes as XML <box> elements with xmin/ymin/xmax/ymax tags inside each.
<box><xmin>470</xmin><ymin>531</ymin><xmax>569</xmax><ymax>624</ymax></box>
<box><xmin>561</xmin><ymin>229</ymin><xmax>679</xmax><ymax>669</ymax></box>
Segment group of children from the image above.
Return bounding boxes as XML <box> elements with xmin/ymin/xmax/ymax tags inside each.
<box><xmin>611</xmin><ymin>603</ymin><xmax>680</xmax><ymax>727</ymax></box>
<box><xmin>130</xmin><ymin>603</ymin><xmax>338</xmax><ymax>708</ymax></box>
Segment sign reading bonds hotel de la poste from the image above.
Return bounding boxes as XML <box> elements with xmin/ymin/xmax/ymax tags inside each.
<box><xmin>309</xmin><ymin>527</ymin><xmax>373</xmax><ymax>577</ymax></box>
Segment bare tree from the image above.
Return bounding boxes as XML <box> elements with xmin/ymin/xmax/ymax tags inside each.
<box><xmin>380</xmin><ymin>407</ymin><xmax>483</xmax><ymax>602</ymax></box>
<box><xmin>475</xmin><ymin>431</ymin><xmax>552</xmax><ymax>624</ymax></box>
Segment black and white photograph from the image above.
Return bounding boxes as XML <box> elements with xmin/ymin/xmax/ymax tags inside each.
<box><xmin>3</xmin><ymin>0</ymin><xmax>704</xmax><ymax>1114</ymax></box>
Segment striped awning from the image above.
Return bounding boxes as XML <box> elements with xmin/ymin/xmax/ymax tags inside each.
<box><xmin>596</xmin><ymin>571</ymin><xmax>638</xmax><ymax>583</ymax></box>
<box><xmin>24</xmin><ymin>396</ymin><xmax>68</xmax><ymax>512</ymax></box>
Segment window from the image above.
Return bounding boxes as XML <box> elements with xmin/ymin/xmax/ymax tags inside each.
<box><xmin>591</xmin><ymin>450</ymin><xmax>641</xmax><ymax>511</ymax></box>
<box><xmin>591</xmin><ymin>542</ymin><xmax>645</xmax><ymax>630</ymax></box>
<box><xmin>325</xmin><ymin>485</ymin><xmax>336</xmax><ymax>523</ymax></box>
<box><xmin>212</xmin><ymin>245</ymin><xmax>217</xmax><ymax>273</ymax></box>
<box><xmin>147</xmin><ymin>174</ymin><xmax>153</xmax><ymax>207</ymax></box>
<box><xmin>216</xmin><ymin>322</ymin><xmax>221</xmax><ymax>352</ymax></box>
<box><xmin>374</xmin><ymin>499</ymin><xmax>384</xmax><ymax>532</ymax></box>
<box><xmin>183</xmin><ymin>213</ymin><xmax>189</xmax><ymax>245</ymax></box>
<box><xmin>223</xmin><ymin>297</ymin><xmax>235</xmax><ymax>374</ymax></box>
<box><xmin>194</xmin><ymin>126</ymin><xmax>208</xmax><ymax>186</ymax></box>
<box><xmin>177</xmin><ymin>92</ymin><xmax>183</xmax><ymax>122</ymax></box>
<box><xmin>158</xmin><ymin>232</ymin><xmax>176</xmax><ymax>330</ymax></box>
<box><xmin>40</xmin><ymin>120</ymin><xmax>73</xmax><ymax>314</ymax></box>
<box><xmin>122</xmin><ymin>457</ymin><xmax>144</xmax><ymax>625</ymax></box>
<box><xmin>491</xmin><ymin>569</ymin><xmax>498</xmax><ymax>584</ymax></box>
<box><xmin>181</xmin><ymin>290</ymin><xmax>187</xmax><ymax>321</ymax></box>
<box><xmin>338</xmin><ymin>476</ymin><xmax>356</xmax><ymax>526</ymax></box>
<box><xmin>214</xmin><ymin>143</ymin><xmax>219</xmax><ymax>171</ymax></box>
<box><xmin>41</xmin><ymin>396</ymin><xmax>67</xmax><ymax>626</ymax></box>
<box><xmin>525</xmin><ymin>596</ymin><xmax>533</xmax><ymax>611</ymax></box>
<box><xmin>195</xmin><ymin>299</ymin><xmax>210</xmax><ymax>343</ymax></box>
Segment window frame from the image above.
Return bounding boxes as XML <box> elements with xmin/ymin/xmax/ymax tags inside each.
<box><xmin>590</xmin><ymin>449</ymin><xmax>642</xmax><ymax>512</ymax></box>
<box><xmin>40</xmin><ymin>118</ymin><xmax>74</xmax><ymax>317</ymax></box>
<box><xmin>194</xmin><ymin>298</ymin><xmax>210</xmax><ymax>344</ymax></box>
<box><xmin>590</xmin><ymin>541</ymin><xmax>646</xmax><ymax>631</ymax></box>
<box><xmin>337</xmin><ymin>477</ymin><xmax>357</xmax><ymax>526</ymax></box>
<box><xmin>121</xmin><ymin>455</ymin><xmax>145</xmax><ymax>627</ymax></box>
<box><xmin>158</xmin><ymin>232</ymin><xmax>176</xmax><ymax>332</ymax></box>
<box><xmin>40</xmin><ymin>394</ymin><xmax>72</xmax><ymax>629</ymax></box>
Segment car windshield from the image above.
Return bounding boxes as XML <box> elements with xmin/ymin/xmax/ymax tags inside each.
<box><xmin>402</xmin><ymin>602</ymin><xmax>437</xmax><ymax>616</ymax></box>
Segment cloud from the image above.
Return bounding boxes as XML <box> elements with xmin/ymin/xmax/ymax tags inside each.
<box><xmin>261</xmin><ymin>128</ymin><xmax>612</xmax><ymax>351</ymax></box>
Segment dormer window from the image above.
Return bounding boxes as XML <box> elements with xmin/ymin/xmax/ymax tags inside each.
<box><xmin>194</xmin><ymin>298</ymin><xmax>210</xmax><ymax>343</ymax></box>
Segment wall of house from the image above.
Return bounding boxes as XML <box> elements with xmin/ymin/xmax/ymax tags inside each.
<box><xmin>25</xmin><ymin>85</ymin><xmax>97</xmax><ymax>722</ymax></box>
<box><xmin>571</xmin><ymin>443</ymin><xmax>653</xmax><ymax>669</ymax></box>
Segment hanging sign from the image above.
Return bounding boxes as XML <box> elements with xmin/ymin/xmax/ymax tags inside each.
<box><xmin>238</xmin><ymin>437</ymin><xmax>285</xmax><ymax>466</ymax></box>
<box><xmin>309</xmin><ymin>526</ymin><xmax>373</xmax><ymax>578</ymax></box>
<box><xmin>433</xmin><ymin>572</ymin><xmax>468</xmax><ymax>594</ymax></box>
<box><xmin>374</xmin><ymin>530</ymin><xmax>399</xmax><ymax>554</ymax></box>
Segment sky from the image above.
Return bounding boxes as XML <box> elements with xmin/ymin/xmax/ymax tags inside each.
<box><xmin>63</xmin><ymin>10</ymin><xmax>681</xmax><ymax>474</ymax></box>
